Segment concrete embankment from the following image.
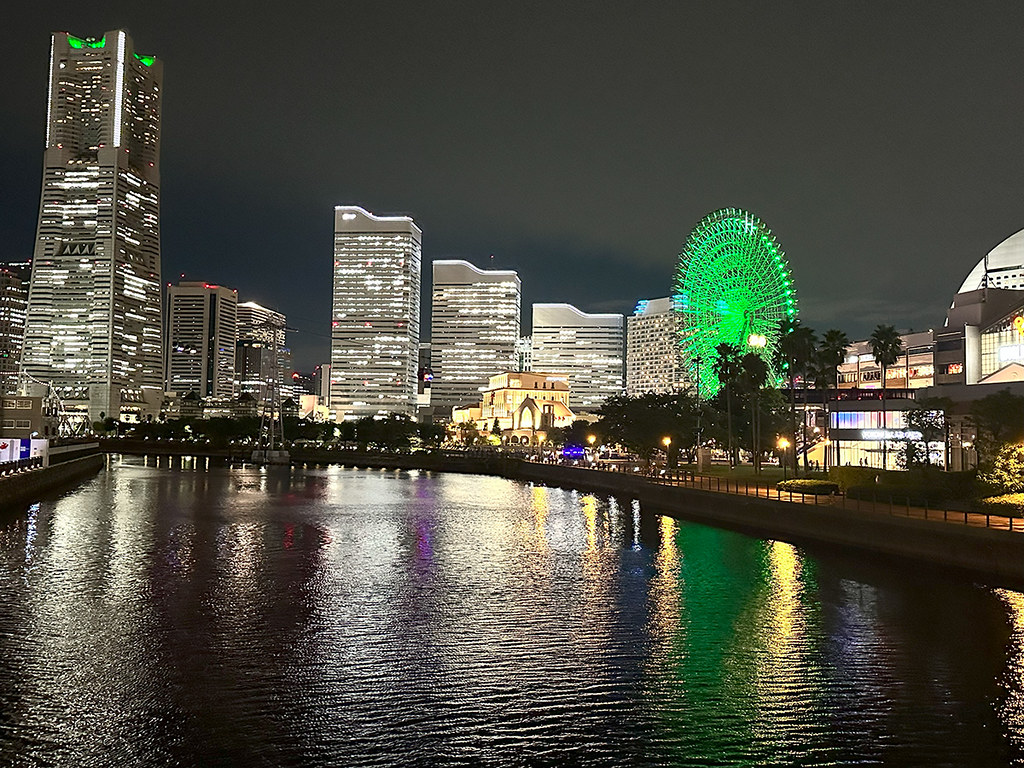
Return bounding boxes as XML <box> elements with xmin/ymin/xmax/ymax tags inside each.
<box><xmin>0</xmin><ymin>452</ymin><xmax>105</xmax><ymax>511</ymax></box>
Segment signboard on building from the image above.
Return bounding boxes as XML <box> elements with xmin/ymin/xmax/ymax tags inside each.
<box><xmin>0</xmin><ymin>438</ymin><xmax>48</xmax><ymax>463</ymax></box>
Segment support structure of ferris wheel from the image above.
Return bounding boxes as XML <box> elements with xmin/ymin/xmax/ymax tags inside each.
<box><xmin>672</xmin><ymin>208</ymin><xmax>797</xmax><ymax>396</ymax></box>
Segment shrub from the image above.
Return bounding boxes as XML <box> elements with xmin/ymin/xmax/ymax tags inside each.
<box><xmin>976</xmin><ymin>493</ymin><xmax>1024</xmax><ymax>518</ymax></box>
<box><xmin>776</xmin><ymin>479</ymin><xmax>839</xmax><ymax>495</ymax></box>
<box><xmin>980</xmin><ymin>443</ymin><xmax>1024</xmax><ymax>494</ymax></box>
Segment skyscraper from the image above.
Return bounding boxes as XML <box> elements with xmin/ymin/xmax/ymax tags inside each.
<box><xmin>626</xmin><ymin>297</ymin><xmax>689</xmax><ymax>396</ymax></box>
<box><xmin>0</xmin><ymin>263</ymin><xmax>30</xmax><ymax>395</ymax></box>
<box><xmin>531</xmin><ymin>303</ymin><xmax>624</xmax><ymax>412</ymax></box>
<box><xmin>22</xmin><ymin>30</ymin><xmax>163</xmax><ymax>422</ymax></box>
<box><xmin>430</xmin><ymin>260</ymin><xmax>521</xmax><ymax>413</ymax></box>
<box><xmin>331</xmin><ymin>206</ymin><xmax>421</xmax><ymax>420</ymax></box>
<box><xmin>235</xmin><ymin>301</ymin><xmax>290</xmax><ymax>404</ymax></box>
<box><xmin>165</xmin><ymin>282</ymin><xmax>238</xmax><ymax>398</ymax></box>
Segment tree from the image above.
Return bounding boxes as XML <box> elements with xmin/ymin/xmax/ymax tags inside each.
<box><xmin>981</xmin><ymin>442</ymin><xmax>1024</xmax><ymax>494</ymax></box>
<box><xmin>713</xmin><ymin>342</ymin><xmax>742</xmax><ymax>466</ymax></box>
<box><xmin>970</xmin><ymin>389</ymin><xmax>1024</xmax><ymax>464</ymax></box>
<box><xmin>902</xmin><ymin>401</ymin><xmax>948</xmax><ymax>468</ymax></box>
<box><xmin>739</xmin><ymin>352</ymin><xmax>769</xmax><ymax>473</ymax></box>
<box><xmin>778</xmin><ymin>320</ymin><xmax>817</xmax><ymax>474</ymax></box>
<box><xmin>816</xmin><ymin>329</ymin><xmax>850</xmax><ymax>470</ymax></box>
<box><xmin>417</xmin><ymin>422</ymin><xmax>447</xmax><ymax>448</ymax></box>
<box><xmin>869</xmin><ymin>324</ymin><xmax>903</xmax><ymax>469</ymax></box>
<box><xmin>596</xmin><ymin>392</ymin><xmax>699</xmax><ymax>464</ymax></box>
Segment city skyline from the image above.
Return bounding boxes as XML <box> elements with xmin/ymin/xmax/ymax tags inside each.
<box><xmin>4</xmin><ymin>6</ymin><xmax>1024</xmax><ymax>372</ymax></box>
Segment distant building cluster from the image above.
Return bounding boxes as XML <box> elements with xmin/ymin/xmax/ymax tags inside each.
<box><xmin>5</xmin><ymin>29</ymin><xmax>1024</xmax><ymax>448</ymax></box>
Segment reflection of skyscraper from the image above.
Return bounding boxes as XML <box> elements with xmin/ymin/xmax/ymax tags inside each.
<box><xmin>430</xmin><ymin>260</ymin><xmax>521</xmax><ymax>413</ymax></box>
<box><xmin>165</xmin><ymin>282</ymin><xmax>237</xmax><ymax>398</ymax></box>
<box><xmin>531</xmin><ymin>303</ymin><xmax>623</xmax><ymax>412</ymax></box>
<box><xmin>331</xmin><ymin>206</ymin><xmax>421</xmax><ymax>420</ymax></box>
<box><xmin>0</xmin><ymin>262</ymin><xmax>30</xmax><ymax>395</ymax></box>
<box><xmin>22</xmin><ymin>30</ymin><xmax>163</xmax><ymax>421</ymax></box>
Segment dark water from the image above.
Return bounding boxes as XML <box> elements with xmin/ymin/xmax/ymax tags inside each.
<box><xmin>0</xmin><ymin>458</ymin><xmax>1022</xmax><ymax>767</ymax></box>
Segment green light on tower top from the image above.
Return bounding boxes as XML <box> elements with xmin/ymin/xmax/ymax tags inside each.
<box><xmin>67</xmin><ymin>35</ymin><xmax>105</xmax><ymax>49</ymax></box>
<box><xmin>134</xmin><ymin>52</ymin><xmax>156</xmax><ymax>66</ymax></box>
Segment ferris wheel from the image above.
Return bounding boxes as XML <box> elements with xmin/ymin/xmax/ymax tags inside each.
<box><xmin>673</xmin><ymin>208</ymin><xmax>797</xmax><ymax>396</ymax></box>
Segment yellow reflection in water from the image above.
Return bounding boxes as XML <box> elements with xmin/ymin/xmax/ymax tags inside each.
<box><xmin>995</xmin><ymin>588</ymin><xmax>1024</xmax><ymax>753</ymax></box>
<box><xmin>766</xmin><ymin>540</ymin><xmax>800</xmax><ymax>647</ymax></box>
<box><xmin>748</xmin><ymin>540</ymin><xmax>807</xmax><ymax>745</ymax></box>
<box><xmin>531</xmin><ymin>486</ymin><xmax>549</xmax><ymax>544</ymax></box>
<box><xmin>581</xmin><ymin>494</ymin><xmax>599</xmax><ymax>551</ymax></box>
<box><xmin>649</xmin><ymin>516</ymin><xmax>682</xmax><ymax>647</ymax></box>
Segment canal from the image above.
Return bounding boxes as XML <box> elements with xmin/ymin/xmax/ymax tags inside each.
<box><xmin>0</xmin><ymin>457</ymin><xmax>1021</xmax><ymax>766</ymax></box>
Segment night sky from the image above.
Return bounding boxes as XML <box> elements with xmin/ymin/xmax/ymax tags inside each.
<box><xmin>4</xmin><ymin>2</ymin><xmax>1024</xmax><ymax>370</ymax></box>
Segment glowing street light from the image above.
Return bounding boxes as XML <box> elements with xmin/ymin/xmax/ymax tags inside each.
<box><xmin>748</xmin><ymin>333</ymin><xmax>768</xmax><ymax>348</ymax></box>
<box><xmin>777</xmin><ymin>436</ymin><xmax>790</xmax><ymax>480</ymax></box>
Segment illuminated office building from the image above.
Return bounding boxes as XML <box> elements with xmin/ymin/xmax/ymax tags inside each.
<box><xmin>235</xmin><ymin>301</ymin><xmax>291</xmax><ymax>403</ymax></box>
<box><xmin>515</xmin><ymin>336</ymin><xmax>532</xmax><ymax>372</ymax></box>
<box><xmin>430</xmin><ymin>260</ymin><xmax>520</xmax><ymax>413</ymax></box>
<box><xmin>0</xmin><ymin>263</ymin><xmax>30</xmax><ymax>395</ymax></box>
<box><xmin>626</xmin><ymin>297</ymin><xmax>689</xmax><ymax>395</ymax></box>
<box><xmin>531</xmin><ymin>303</ymin><xmax>623</xmax><ymax>412</ymax></box>
<box><xmin>165</xmin><ymin>282</ymin><xmax>237</xmax><ymax>398</ymax></box>
<box><xmin>22</xmin><ymin>30</ymin><xmax>163</xmax><ymax>421</ymax></box>
<box><xmin>331</xmin><ymin>206</ymin><xmax>421</xmax><ymax>420</ymax></box>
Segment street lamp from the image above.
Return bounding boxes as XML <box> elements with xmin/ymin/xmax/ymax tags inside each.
<box><xmin>778</xmin><ymin>436</ymin><xmax>790</xmax><ymax>480</ymax></box>
<box><xmin>694</xmin><ymin>355</ymin><xmax>703</xmax><ymax>467</ymax></box>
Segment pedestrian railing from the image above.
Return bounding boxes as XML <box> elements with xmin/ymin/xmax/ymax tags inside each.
<box><xmin>646</xmin><ymin>469</ymin><xmax>1022</xmax><ymax>533</ymax></box>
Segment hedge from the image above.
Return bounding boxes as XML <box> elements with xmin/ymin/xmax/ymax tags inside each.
<box><xmin>776</xmin><ymin>479</ymin><xmax>839</xmax><ymax>495</ymax></box>
<box><xmin>976</xmin><ymin>494</ymin><xmax>1024</xmax><ymax>518</ymax></box>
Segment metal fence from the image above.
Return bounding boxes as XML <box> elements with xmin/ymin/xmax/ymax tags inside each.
<box><xmin>649</xmin><ymin>469</ymin><xmax>1022</xmax><ymax>532</ymax></box>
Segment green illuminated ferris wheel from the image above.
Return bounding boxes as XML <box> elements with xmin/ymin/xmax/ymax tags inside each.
<box><xmin>673</xmin><ymin>208</ymin><xmax>797</xmax><ymax>396</ymax></box>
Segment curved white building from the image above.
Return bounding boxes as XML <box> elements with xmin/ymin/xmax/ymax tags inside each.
<box><xmin>430</xmin><ymin>260</ymin><xmax>521</xmax><ymax>414</ymax></box>
<box><xmin>531</xmin><ymin>303</ymin><xmax>623</xmax><ymax>412</ymax></box>
<box><xmin>331</xmin><ymin>206</ymin><xmax>421</xmax><ymax>420</ymax></box>
<box><xmin>956</xmin><ymin>228</ymin><xmax>1024</xmax><ymax>294</ymax></box>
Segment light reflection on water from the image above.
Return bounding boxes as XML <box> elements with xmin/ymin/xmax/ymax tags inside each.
<box><xmin>0</xmin><ymin>459</ymin><xmax>1021</xmax><ymax>767</ymax></box>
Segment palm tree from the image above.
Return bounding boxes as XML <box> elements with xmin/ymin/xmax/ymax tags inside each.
<box><xmin>713</xmin><ymin>342</ymin><xmax>741</xmax><ymax>466</ymax></box>
<box><xmin>778</xmin><ymin>320</ymin><xmax>817</xmax><ymax>475</ymax></box>
<box><xmin>818</xmin><ymin>329</ymin><xmax>850</xmax><ymax>470</ymax></box>
<box><xmin>869</xmin><ymin>324</ymin><xmax>903</xmax><ymax>470</ymax></box>
<box><xmin>740</xmin><ymin>352</ymin><xmax>769</xmax><ymax>473</ymax></box>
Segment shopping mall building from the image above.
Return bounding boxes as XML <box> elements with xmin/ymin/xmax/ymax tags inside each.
<box><xmin>827</xmin><ymin>228</ymin><xmax>1024</xmax><ymax>470</ymax></box>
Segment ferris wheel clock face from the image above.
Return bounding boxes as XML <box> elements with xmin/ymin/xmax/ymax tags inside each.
<box><xmin>673</xmin><ymin>208</ymin><xmax>797</xmax><ymax>395</ymax></box>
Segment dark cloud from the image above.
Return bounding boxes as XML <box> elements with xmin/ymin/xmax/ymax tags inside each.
<box><xmin>4</xmin><ymin>2</ymin><xmax>1024</xmax><ymax>369</ymax></box>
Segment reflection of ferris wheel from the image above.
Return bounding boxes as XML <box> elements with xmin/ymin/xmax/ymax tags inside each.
<box><xmin>673</xmin><ymin>208</ymin><xmax>797</xmax><ymax>395</ymax></box>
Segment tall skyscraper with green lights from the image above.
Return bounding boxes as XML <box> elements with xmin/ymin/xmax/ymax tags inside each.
<box><xmin>22</xmin><ymin>30</ymin><xmax>164</xmax><ymax>423</ymax></box>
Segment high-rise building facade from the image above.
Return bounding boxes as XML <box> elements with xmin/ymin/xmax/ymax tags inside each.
<box><xmin>531</xmin><ymin>303</ymin><xmax>624</xmax><ymax>412</ymax></box>
<box><xmin>165</xmin><ymin>282</ymin><xmax>238</xmax><ymax>398</ymax></box>
<box><xmin>22</xmin><ymin>30</ymin><xmax>163</xmax><ymax>421</ymax></box>
<box><xmin>626</xmin><ymin>297</ymin><xmax>689</xmax><ymax>396</ymax></box>
<box><xmin>235</xmin><ymin>301</ymin><xmax>290</xmax><ymax>404</ymax></box>
<box><xmin>331</xmin><ymin>206</ymin><xmax>421</xmax><ymax>420</ymax></box>
<box><xmin>0</xmin><ymin>263</ymin><xmax>30</xmax><ymax>395</ymax></box>
<box><xmin>430</xmin><ymin>260</ymin><xmax>521</xmax><ymax>413</ymax></box>
<box><xmin>515</xmin><ymin>336</ymin><xmax>533</xmax><ymax>372</ymax></box>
